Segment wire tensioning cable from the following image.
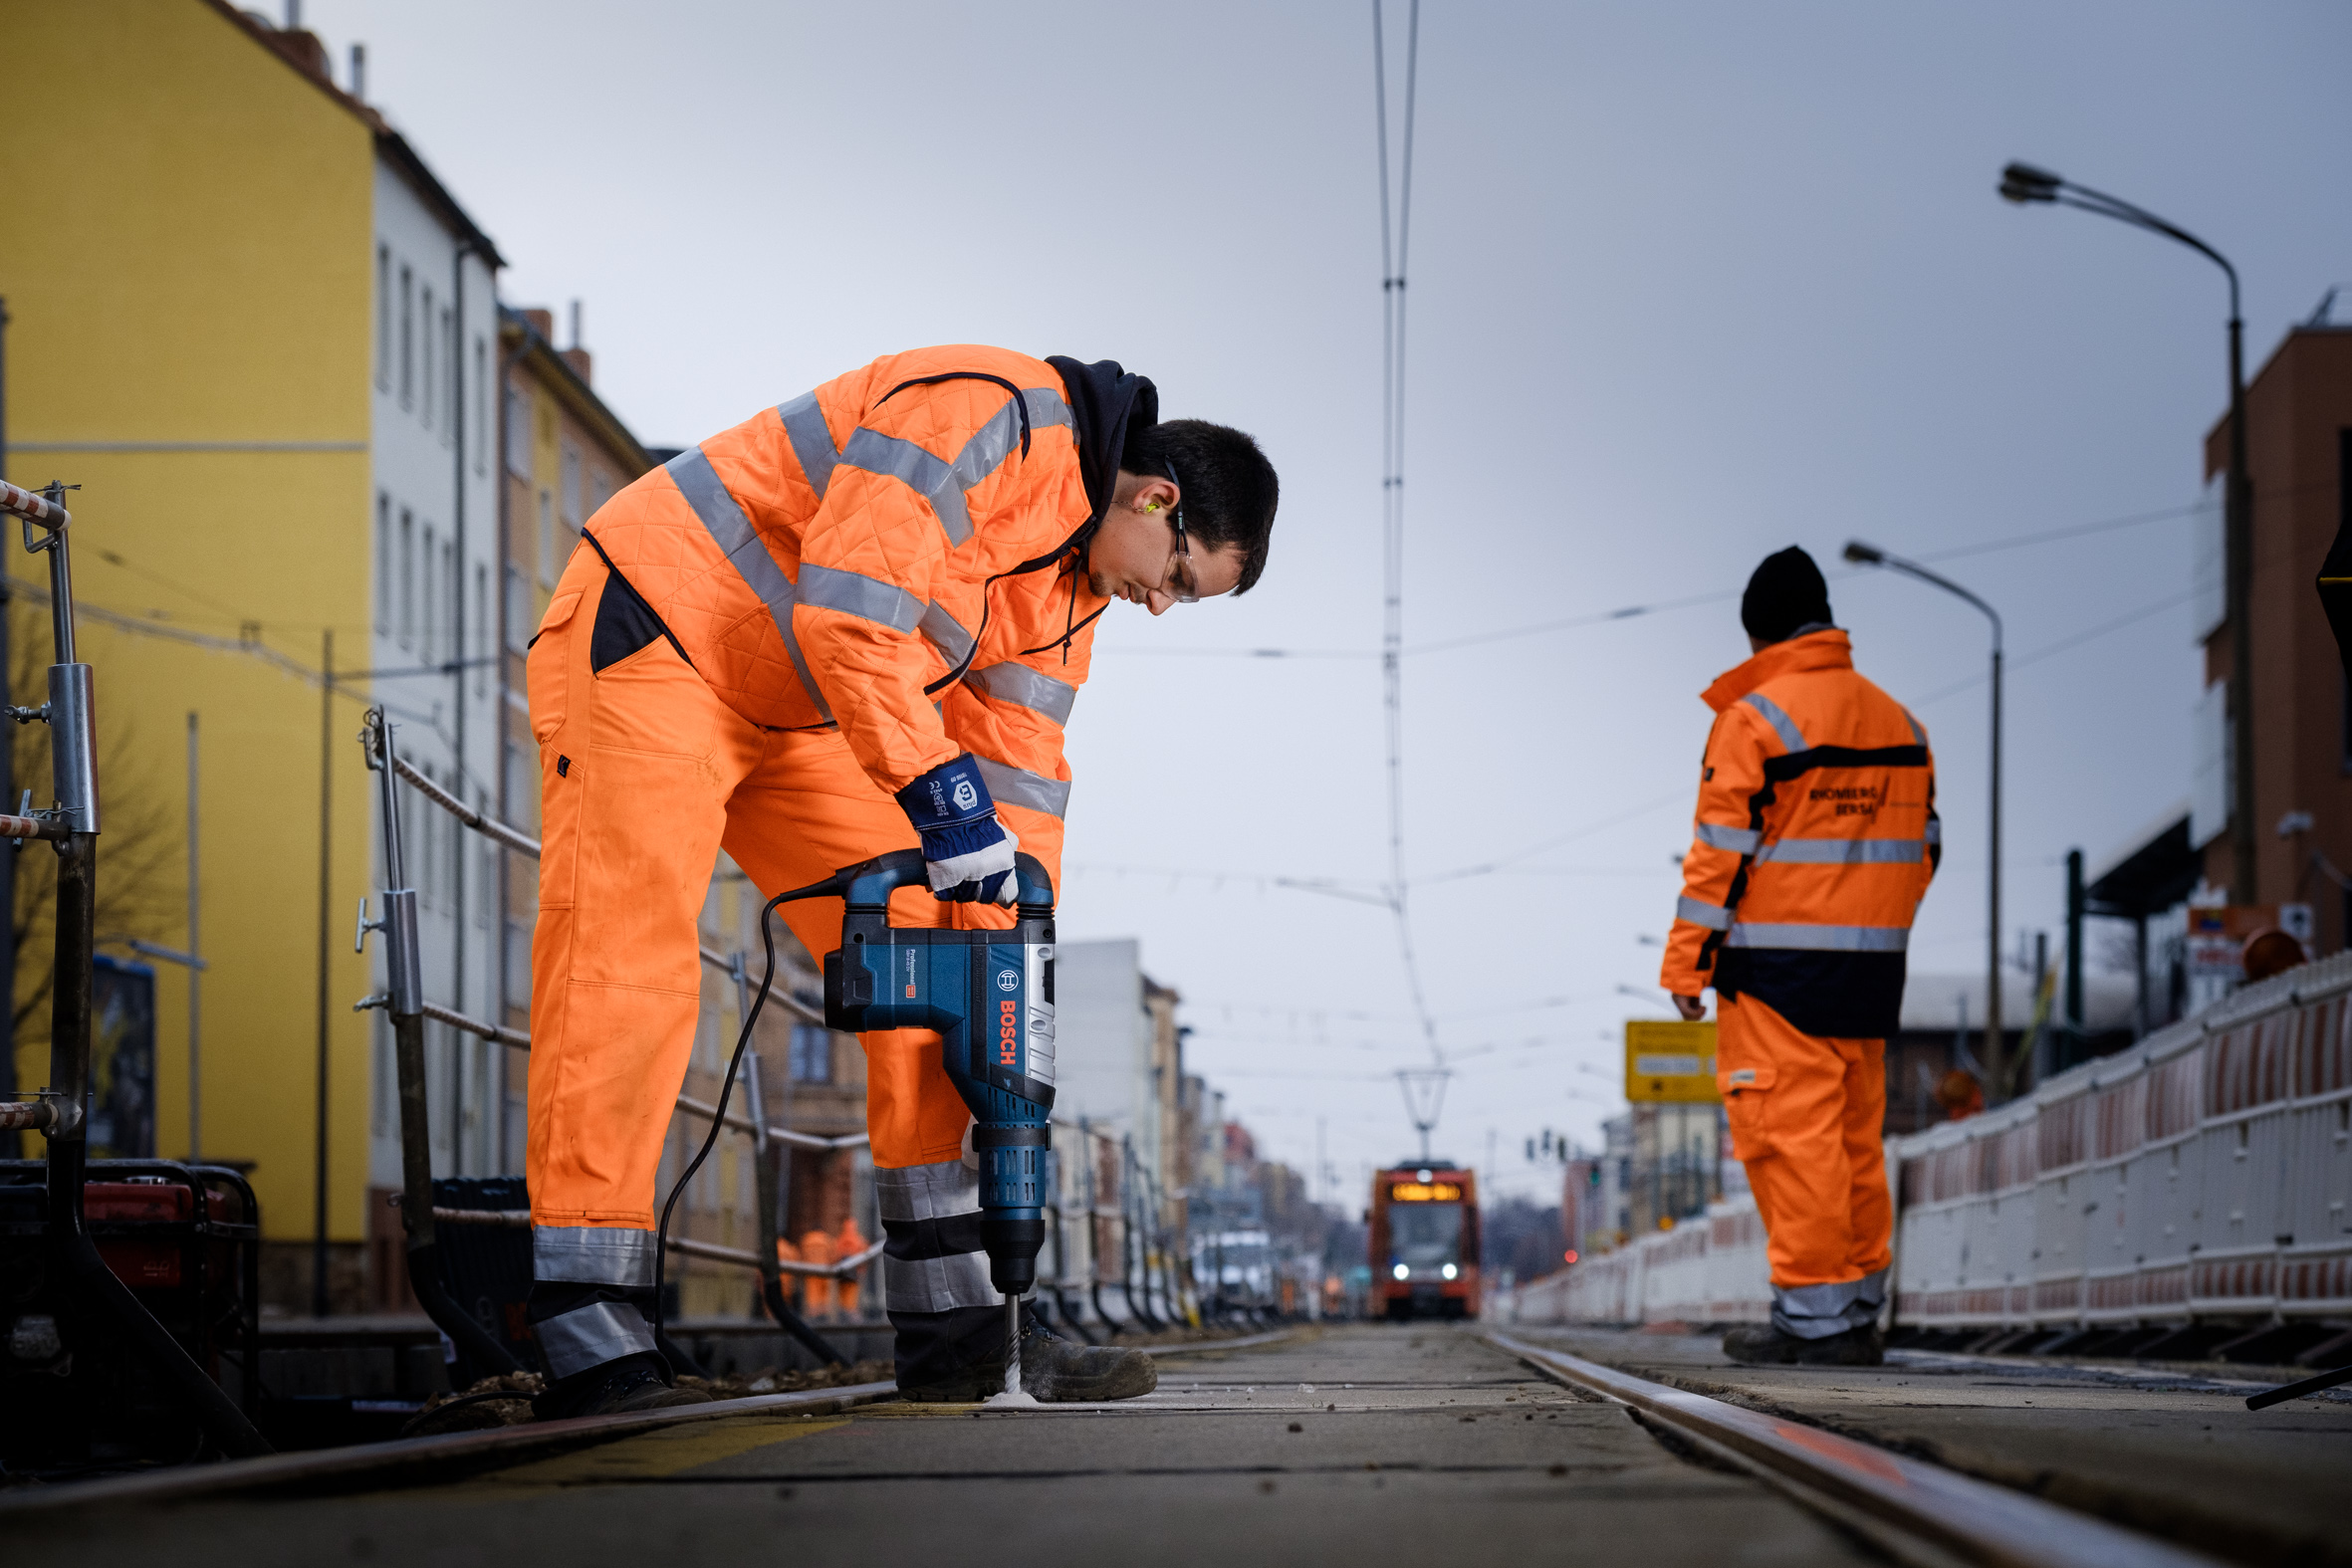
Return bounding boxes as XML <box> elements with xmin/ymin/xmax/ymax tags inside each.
<box><xmin>1373</xmin><ymin>0</ymin><xmax>1440</xmax><ymax>1069</ymax></box>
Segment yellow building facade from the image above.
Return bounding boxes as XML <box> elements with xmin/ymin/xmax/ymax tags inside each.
<box><xmin>0</xmin><ymin>0</ymin><xmax>502</xmax><ymax>1307</ymax></box>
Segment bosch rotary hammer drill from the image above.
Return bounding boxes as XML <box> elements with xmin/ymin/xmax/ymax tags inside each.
<box><xmin>822</xmin><ymin>847</ymin><xmax>1057</xmax><ymax>1388</ymax></box>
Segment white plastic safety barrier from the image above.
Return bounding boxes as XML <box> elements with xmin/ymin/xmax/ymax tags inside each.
<box><xmin>1895</xmin><ymin>950</ymin><xmax>2352</xmax><ymax>1331</ymax></box>
<box><xmin>1499</xmin><ymin>952</ymin><xmax>2352</xmax><ymax>1331</ymax></box>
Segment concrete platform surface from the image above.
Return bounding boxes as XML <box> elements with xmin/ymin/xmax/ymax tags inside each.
<box><xmin>14</xmin><ymin>1326</ymin><xmax>1880</xmax><ymax>1568</ymax></box>
<box><xmin>1506</xmin><ymin>1325</ymin><xmax>2352</xmax><ymax>1568</ymax></box>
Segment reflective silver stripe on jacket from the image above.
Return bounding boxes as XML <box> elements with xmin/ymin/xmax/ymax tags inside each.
<box><xmin>1925</xmin><ymin>816</ymin><xmax>1942</xmax><ymax>848</ymax></box>
<box><xmin>1693</xmin><ymin>821</ymin><xmax>1761</xmax><ymax>854</ymax></box>
<box><xmin>835</xmin><ymin>385</ymin><xmax>1072</xmax><ymax>549</ymax></box>
<box><xmin>876</xmin><ymin>1160</ymin><xmax>999</xmax><ymax>1314</ymax></box>
<box><xmin>1723</xmin><ymin>923</ymin><xmax>1910</xmax><ymax>952</ymax></box>
<box><xmin>777</xmin><ymin>391</ymin><xmax>838</xmax><ymax>500</ymax></box>
<box><xmin>1741</xmin><ymin>692</ymin><xmax>1806</xmax><ymax>753</ymax></box>
<box><xmin>665</xmin><ymin>446</ymin><xmax>833</xmax><ymax>722</ymax></box>
<box><xmin>968</xmin><ymin>662</ymin><xmax>1077</xmax><ymax>726</ymax></box>
<box><xmin>533</xmin><ymin>1224</ymin><xmax>656</xmax><ymax>1286</ymax></box>
<box><xmin>1754</xmin><ymin>837</ymin><xmax>1927</xmax><ymax>865</ymax></box>
<box><xmin>1676</xmin><ymin>894</ymin><xmax>1732</xmax><ymax>931</ymax></box>
<box><xmin>920</xmin><ymin>600</ymin><xmax>975</xmax><ymax>667</ymax></box>
<box><xmin>535</xmin><ymin>1298</ymin><xmax>657</xmax><ymax>1378</ymax></box>
<box><xmin>1900</xmin><ymin>707</ymin><xmax>1928</xmax><ymax>748</ymax></box>
<box><xmin>976</xmin><ymin>755</ymin><xmax>1070</xmax><ymax>818</ymax></box>
<box><xmin>799</xmin><ymin>562</ymin><xmax>925</xmax><ymax>634</ymax></box>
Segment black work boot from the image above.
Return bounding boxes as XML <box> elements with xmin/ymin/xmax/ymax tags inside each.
<box><xmin>1796</xmin><ymin>1323</ymin><xmax>1885</xmax><ymax>1367</ymax></box>
<box><xmin>1722</xmin><ymin>1323</ymin><xmax>1884</xmax><ymax>1368</ymax></box>
<box><xmin>532</xmin><ymin>1352</ymin><xmax>714</xmax><ymax>1421</ymax></box>
<box><xmin>1721</xmin><ymin>1323</ymin><xmax>1805</xmax><ymax>1365</ymax></box>
<box><xmin>898</xmin><ymin>1319</ymin><xmax>1157</xmax><ymax>1403</ymax></box>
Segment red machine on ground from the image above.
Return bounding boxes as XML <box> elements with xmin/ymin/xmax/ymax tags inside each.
<box><xmin>1368</xmin><ymin>1164</ymin><xmax>1480</xmax><ymax>1321</ymax></box>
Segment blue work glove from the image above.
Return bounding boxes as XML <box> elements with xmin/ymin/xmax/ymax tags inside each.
<box><xmin>894</xmin><ymin>755</ymin><xmax>1020</xmax><ymax>904</ymax></box>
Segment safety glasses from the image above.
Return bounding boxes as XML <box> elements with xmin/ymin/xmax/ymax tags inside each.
<box><xmin>1162</xmin><ymin>461</ymin><xmax>1199</xmax><ymax>604</ymax></box>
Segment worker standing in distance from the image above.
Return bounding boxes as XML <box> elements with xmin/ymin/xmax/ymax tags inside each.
<box><xmin>1661</xmin><ymin>547</ymin><xmax>1938</xmax><ymax>1367</ymax></box>
<box><xmin>524</xmin><ymin>346</ymin><xmax>1279</xmax><ymax>1415</ymax></box>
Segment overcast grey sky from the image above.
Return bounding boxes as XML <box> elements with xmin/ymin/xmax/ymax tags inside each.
<box><xmin>303</xmin><ymin>0</ymin><xmax>2352</xmax><ymax>1206</ymax></box>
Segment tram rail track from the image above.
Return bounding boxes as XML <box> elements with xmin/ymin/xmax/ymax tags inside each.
<box><xmin>1488</xmin><ymin>1331</ymin><xmax>2220</xmax><ymax>1568</ymax></box>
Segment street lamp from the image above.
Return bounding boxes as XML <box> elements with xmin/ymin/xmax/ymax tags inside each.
<box><xmin>1999</xmin><ymin>161</ymin><xmax>2253</xmax><ymax>903</ymax></box>
<box><xmin>1844</xmin><ymin>542</ymin><xmax>2005</xmax><ymax>1098</ymax></box>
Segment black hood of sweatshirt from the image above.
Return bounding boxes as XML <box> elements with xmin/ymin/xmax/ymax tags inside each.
<box><xmin>1048</xmin><ymin>356</ymin><xmax>1158</xmax><ymax>527</ymax></box>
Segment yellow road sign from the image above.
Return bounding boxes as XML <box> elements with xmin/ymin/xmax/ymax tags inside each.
<box><xmin>1624</xmin><ymin>1019</ymin><xmax>1720</xmax><ymax>1103</ymax></box>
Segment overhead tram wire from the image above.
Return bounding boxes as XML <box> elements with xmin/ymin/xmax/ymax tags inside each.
<box><xmin>1373</xmin><ymin>0</ymin><xmax>1441</xmax><ymax>1066</ymax></box>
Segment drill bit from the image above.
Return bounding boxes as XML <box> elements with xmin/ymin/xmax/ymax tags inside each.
<box><xmin>1004</xmin><ymin>1292</ymin><xmax>1022</xmax><ymax>1399</ymax></box>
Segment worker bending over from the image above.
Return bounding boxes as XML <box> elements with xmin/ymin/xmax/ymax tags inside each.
<box><xmin>525</xmin><ymin>346</ymin><xmax>1279</xmax><ymax>1416</ymax></box>
<box><xmin>1662</xmin><ymin>547</ymin><xmax>1937</xmax><ymax>1367</ymax></box>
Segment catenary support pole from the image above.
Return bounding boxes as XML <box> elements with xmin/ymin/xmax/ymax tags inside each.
<box><xmin>0</xmin><ymin>297</ymin><xmax>13</xmax><ymax>1162</ymax></box>
<box><xmin>314</xmin><ymin>631</ymin><xmax>333</xmax><ymax>1315</ymax></box>
<box><xmin>186</xmin><ymin>710</ymin><xmax>200</xmax><ymax>1160</ymax></box>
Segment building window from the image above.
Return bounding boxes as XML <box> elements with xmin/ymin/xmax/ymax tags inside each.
<box><xmin>504</xmin><ymin>564</ymin><xmax>531</xmax><ymax>655</ymax></box>
<box><xmin>538</xmin><ymin>490</ymin><xmax>555</xmax><ymax>587</ymax></box>
<box><xmin>398</xmin><ymin>509</ymin><xmax>415</xmax><ymax>646</ymax></box>
<box><xmin>504</xmin><ymin>387</ymin><xmax>532</xmax><ymax>482</ymax></box>
<box><xmin>398</xmin><ymin>264</ymin><xmax>413</xmax><ymax>409</ymax></box>
<box><xmin>561</xmin><ymin>442</ymin><xmax>583</xmax><ymax>527</ymax></box>
<box><xmin>475</xmin><ymin>563</ymin><xmax>489</xmax><ymax>694</ymax></box>
<box><xmin>444</xmin><ymin>538</ymin><xmax>457</xmax><ymax>665</ymax></box>
<box><xmin>475</xmin><ymin>338</ymin><xmax>489</xmax><ymax>474</ymax></box>
<box><xmin>588</xmin><ymin>465</ymin><xmax>615</xmax><ymax>518</ymax></box>
<box><xmin>440</xmin><ymin>307</ymin><xmax>454</xmax><ymax>442</ymax></box>
<box><xmin>790</xmin><ymin>1024</ymin><xmax>831</xmax><ymax>1085</ymax></box>
<box><xmin>375</xmin><ymin>245</ymin><xmax>390</xmax><ymax>391</ymax></box>
<box><xmin>374</xmin><ymin>492</ymin><xmax>390</xmax><ymax>633</ymax></box>
<box><xmin>421</xmin><ymin>286</ymin><xmax>435</xmax><ymax>428</ymax></box>
<box><xmin>422</xmin><ymin>527</ymin><xmax>439</xmax><ymax>659</ymax></box>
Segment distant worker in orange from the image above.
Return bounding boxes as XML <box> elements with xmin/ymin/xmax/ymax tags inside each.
<box><xmin>1662</xmin><ymin>547</ymin><xmax>1938</xmax><ymax>1368</ymax></box>
<box><xmin>834</xmin><ymin>1215</ymin><xmax>866</xmax><ymax>1318</ymax></box>
<box><xmin>1935</xmin><ymin>1068</ymin><xmax>1984</xmax><ymax>1122</ymax></box>
<box><xmin>774</xmin><ymin>1233</ymin><xmax>803</xmax><ymax>1313</ymax></box>
<box><xmin>800</xmin><ymin>1225</ymin><xmax>837</xmax><ymax>1320</ymax></box>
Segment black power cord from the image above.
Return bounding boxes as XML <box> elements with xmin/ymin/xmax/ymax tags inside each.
<box><xmin>650</xmin><ymin>871</ymin><xmax>839</xmax><ymax>1359</ymax></box>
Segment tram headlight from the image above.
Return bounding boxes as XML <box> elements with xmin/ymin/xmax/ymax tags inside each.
<box><xmin>1441</xmin><ymin>1263</ymin><xmax>1458</xmax><ymax>1280</ymax></box>
<box><xmin>1391</xmin><ymin>1263</ymin><xmax>1410</xmax><ymax>1281</ymax></box>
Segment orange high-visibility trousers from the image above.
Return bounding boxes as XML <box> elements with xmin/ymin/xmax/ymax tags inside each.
<box><xmin>1715</xmin><ymin>993</ymin><xmax>1891</xmax><ymax>1338</ymax></box>
<box><xmin>524</xmin><ymin>560</ymin><xmax>1047</xmax><ymax>1379</ymax></box>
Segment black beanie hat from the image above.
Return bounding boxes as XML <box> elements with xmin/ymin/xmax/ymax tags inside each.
<box><xmin>1741</xmin><ymin>546</ymin><xmax>1833</xmax><ymax>644</ymax></box>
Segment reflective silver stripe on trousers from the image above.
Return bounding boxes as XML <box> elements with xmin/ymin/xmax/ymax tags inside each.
<box><xmin>967</xmin><ymin>662</ymin><xmax>1077</xmax><ymax>726</ymax></box>
<box><xmin>1693</xmin><ymin>821</ymin><xmax>1761</xmax><ymax>854</ymax></box>
<box><xmin>777</xmin><ymin>391</ymin><xmax>838</xmax><ymax>500</ymax></box>
<box><xmin>799</xmin><ymin>561</ymin><xmax>925</xmax><ymax>633</ymax></box>
<box><xmin>876</xmin><ymin>1159</ymin><xmax>1000</xmax><ymax>1314</ymax></box>
<box><xmin>1754</xmin><ymin>837</ymin><xmax>1927</xmax><ymax>865</ymax></box>
<box><xmin>921</xmin><ymin>600</ymin><xmax>975</xmax><ymax>668</ymax></box>
<box><xmin>1741</xmin><ymin>692</ymin><xmax>1806</xmax><ymax>753</ymax></box>
<box><xmin>533</xmin><ymin>1224</ymin><xmax>656</xmax><ymax>1286</ymax></box>
<box><xmin>1675</xmin><ymin>894</ymin><xmax>1733</xmax><ymax>931</ymax></box>
<box><xmin>1771</xmin><ymin>1268</ymin><xmax>1887</xmax><ymax>1340</ymax></box>
<box><xmin>975</xmin><ymin>755</ymin><xmax>1070</xmax><ymax>818</ymax></box>
<box><xmin>1723</xmin><ymin>923</ymin><xmax>1910</xmax><ymax>952</ymax></box>
<box><xmin>835</xmin><ymin>385</ymin><xmax>1073</xmax><ymax>549</ymax></box>
<box><xmin>665</xmin><ymin>446</ymin><xmax>833</xmax><ymax>722</ymax></box>
<box><xmin>536</xmin><ymin>1299</ymin><xmax>658</xmax><ymax>1378</ymax></box>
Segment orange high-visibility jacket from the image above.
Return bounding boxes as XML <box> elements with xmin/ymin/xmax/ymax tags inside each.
<box><xmin>575</xmin><ymin>345</ymin><xmax>1133</xmax><ymax>825</ymax></box>
<box><xmin>1661</xmin><ymin>630</ymin><xmax>1939</xmax><ymax>1037</ymax></box>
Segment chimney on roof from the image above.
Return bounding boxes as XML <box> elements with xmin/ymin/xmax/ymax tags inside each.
<box><xmin>284</xmin><ymin>0</ymin><xmax>301</xmax><ymax>25</ymax></box>
<box><xmin>268</xmin><ymin>25</ymin><xmax>331</xmax><ymax>82</ymax></box>
<box><xmin>523</xmin><ymin>308</ymin><xmax>555</xmax><ymax>341</ymax></box>
<box><xmin>349</xmin><ymin>42</ymin><xmax>365</xmax><ymax>101</ymax></box>
<box><xmin>562</xmin><ymin>300</ymin><xmax>591</xmax><ymax>383</ymax></box>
